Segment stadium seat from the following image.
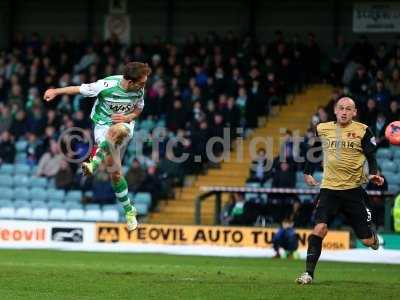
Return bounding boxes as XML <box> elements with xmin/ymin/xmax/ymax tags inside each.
<box><xmin>103</xmin><ymin>204</ymin><xmax>119</xmax><ymax>211</ymax></box>
<box><xmin>48</xmin><ymin>189</ymin><xmax>66</xmax><ymax>202</ymax></box>
<box><xmin>376</xmin><ymin>148</ymin><xmax>393</xmax><ymax>160</ymax></box>
<box><xmin>0</xmin><ymin>175</ymin><xmax>13</xmax><ymax>187</ymax></box>
<box><xmin>66</xmin><ymin>209</ymin><xmax>85</xmax><ymax>221</ymax></box>
<box><xmin>83</xmin><ymin>209</ymin><xmax>102</xmax><ymax>221</ymax></box>
<box><xmin>122</xmin><ymin>166</ymin><xmax>129</xmax><ymax>175</ymax></box>
<box><xmin>296</xmin><ymin>171</ymin><xmax>305</xmax><ymax>183</ymax></box>
<box><xmin>245</xmin><ymin>182</ymin><xmax>261</xmax><ymax>188</ymax></box>
<box><xmin>313</xmin><ymin>171</ymin><xmax>323</xmax><ymax>182</ymax></box>
<box><xmin>15</xmin><ymin>152</ymin><xmax>27</xmax><ymax>163</ymax></box>
<box><xmin>86</xmin><ymin>204</ymin><xmax>100</xmax><ymax>210</ymax></box>
<box><xmin>381</xmin><ymin>161</ymin><xmax>398</xmax><ymax>173</ymax></box>
<box><xmin>13</xmin><ymin>199</ymin><xmax>30</xmax><ymax>208</ymax></box>
<box><xmin>13</xmin><ymin>187</ymin><xmax>30</xmax><ymax>200</ymax></box>
<box><xmin>31</xmin><ymin>208</ymin><xmax>49</xmax><ymax>220</ymax></box>
<box><xmin>0</xmin><ymin>187</ymin><xmax>14</xmax><ymax>200</ymax></box>
<box><xmin>245</xmin><ymin>193</ymin><xmax>259</xmax><ymax>202</ymax></box>
<box><xmin>13</xmin><ymin>175</ymin><xmax>30</xmax><ymax>188</ymax></box>
<box><xmin>0</xmin><ymin>164</ymin><xmax>14</xmax><ymax>175</ymax></box>
<box><xmin>14</xmin><ymin>164</ymin><xmax>31</xmax><ymax>175</ymax></box>
<box><xmin>30</xmin><ymin>177</ymin><xmax>48</xmax><ymax>188</ymax></box>
<box><xmin>65</xmin><ymin>202</ymin><xmax>83</xmax><ymax>210</ymax></box>
<box><xmin>30</xmin><ymin>187</ymin><xmax>48</xmax><ymax>201</ymax></box>
<box><xmin>15</xmin><ymin>140</ymin><xmax>28</xmax><ymax>152</ymax></box>
<box><xmin>31</xmin><ymin>200</ymin><xmax>47</xmax><ymax>208</ymax></box>
<box><xmin>101</xmin><ymin>209</ymin><xmax>119</xmax><ymax>222</ymax></box>
<box><xmin>0</xmin><ymin>207</ymin><xmax>15</xmax><ymax>219</ymax></box>
<box><xmin>15</xmin><ymin>207</ymin><xmax>32</xmax><ymax>219</ymax></box>
<box><xmin>388</xmin><ymin>184</ymin><xmax>400</xmax><ymax>194</ymax></box>
<box><xmin>385</xmin><ymin>172</ymin><xmax>400</xmax><ymax>185</ymax></box>
<box><xmin>48</xmin><ymin>202</ymin><xmax>66</xmax><ymax>209</ymax></box>
<box><xmin>134</xmin><ymin>192</ymin><xmax>152</xmax><ymax>207</ymax></box>
<box><xmin>136</xmin><ymin>203</ymin><xmax>149</xmax><ymax>215</ymax></box>
<box><xmin>48</xmin><ymin>208</ymin><xmax>67</xmax><ymax>221</ymax></box>
<box><xmin>0</xmin><ymin>199</ymin><xmax>13</xmax><ymax>208</ymax></box>
<box><xmin>65</xmin><ymin>190</ymin><xmax>82</xmax><ymax>203</ymax></box>
<box><xmin>263</xmin><ymin>181</ymin><xmax>272</xmax><ymax>188</ymax></box>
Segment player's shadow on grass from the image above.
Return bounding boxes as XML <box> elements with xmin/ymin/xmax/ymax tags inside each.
<box><xmin>316</xmin><ymin>280</ymin><xmax>380</xmax><ymax>287</ymax></box>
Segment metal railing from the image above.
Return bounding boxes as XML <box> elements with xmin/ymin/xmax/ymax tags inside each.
<box><xmin>194</xmin><ymin>186</ymin><xmax>395</xmax><ymax>231</ymax></box>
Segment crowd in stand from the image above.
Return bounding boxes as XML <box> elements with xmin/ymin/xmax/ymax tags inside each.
<box><xmin>1</xmin><ymin>31</ymin><xmax>396</xmax><ymax>229</ymax></box>
<box><xmin>0</xmin><ymin>30</ymin><xmax>314</xmax><ymax>208</ymax></box>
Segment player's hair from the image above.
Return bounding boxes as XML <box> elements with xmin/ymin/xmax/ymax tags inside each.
<box><xmin>123</xmin><ymin>62</ymin><xmax>152</xmax><ymax>82</ymax></box>
<box><xmin>334</xmin><ymin>96</ymin><xmax>357</xmax><ymax>108</ymax></box>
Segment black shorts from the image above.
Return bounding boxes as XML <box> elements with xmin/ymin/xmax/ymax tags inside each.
<box><xmin>315</xmin><ymin>187</ymin><xmax>372</xmax><ymax>239</ymax></box>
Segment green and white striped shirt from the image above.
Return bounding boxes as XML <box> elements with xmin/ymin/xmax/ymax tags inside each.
<box><xmin>79</xmin><ymin>75</ymin><xmax>144</xmax><ymax>125</ymax></box>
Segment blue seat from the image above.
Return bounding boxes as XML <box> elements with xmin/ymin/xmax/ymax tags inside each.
<box><xmin>381</xmin><ymin>161</ymin><xmax>398</xmax><ymax>173</ymax></box>
<box><xmin>83</xmin><ymin>209</ymin><xmax>102</xmax><ymax>221</ymax></box>
<box><xmin>0</xmin><ymin>207</ymin><xmax>15</xmax><ymax>219</ymax></box>
<box><xmin>47</xmin><ymin>189</ymin><xmax>65</xmax><ymax>202</ymax></box>
<box><xmin>86</xmin><ymin>204</ymin><xmax>100</xmax><ymax>210</ymax></box>
<box><xmin>388</xmin><ymin>184</ymin><xmax>400</xmax><ymax>194</ymax></box>
<box><xmin>0</xmin><ymin>164</ymin><xmax>14</xmax><ymax>175</ymax></box>
<box><xmin>377</xmin><ymin>148</ymin><xmax>393</xmax><ymax>160</ymax></box>
<box><xmin>0</xmin><ymin>187</ymin><xmax>14</xmax><ymax>200</ymax></box>
<box><xmin>31</xmin><ymin>208</ymin><xmax>49</xmax><ymax>220</ymax></box>
<box><xmin>0</xmin><ymin>199</ymin><xmax>13</xmax><ymax>207</ymax></box>
<box><xmin>48</xmin><ymin>208</ymin><xmax>67</xmax><ymax>221</ymax></box>
<box><xmin>245</xmin><ymin>182</ymin><xmax>261</xmax><ymax>188</ymax></box>
<box><xmin>15</xmin><ymin>140</ymin><xmax>28</xmax><ymax>152</ymax></box>
<box><xmin>296</xmin><ymin>172</ymin><xmax>305</xmax><ymax>182</ymax></box>
<box><xmin>14</xmin><ymin>187</ymin><xmax>30</xmax><ymax>200</ymax></box>
<box><xmin>15</xmin><ymin>153</ymin><xmax>27</xmax><ymax>163</ymax></box>
<box><xmin>14</xmin><ymin>164</ymin><xmax>31</xmax><ymax>175</ymax></box>
<box><xmin>66</xmin><ymin>209</ymin><xmax>85</xmax><ymax>221</ymax></box>
<box><xmin>31</xmin><ymin>200</ymin><xmax>47</xmax><ymax>208</ymax></box>
<box><xmin>385</xmin><ymin>173</ymin><xmax>400</xmax><ymax>185</ymax></box>
<box><xmin>15</xmin><ymin>207</ymin><xmax>32</xmax><ymax>219</ymax></box>
<box><xmin>136</xmin><ymin>203</ymin><xmax>149</xmax><ymax>215</ymax></box>
<box><xmin>101</xmin><ymin>209</ymin><xmax>119</xmax><ymax>222</ymax></box>
<box><xmin>13</xmin><ymin>175</ymin><xmax>30</xmax><ymax>188</ymax></box>
<box><xmin>313</xmin><ymin>172</ymin><xmax>323</xmax><ymax>182</ymax></box>
<box><xmin>13</xmin><ymin>199</ymin><xmax>30</xmax><ymax>208</ymax></box>
<box><xmin>65</xmin><ymin>190</ymin><xmax>82</xmax><ymax>203</ymax></box>
<box><xmin>0</xmin><ymin>175</ymin><xmax>13</xmax><ymax>187</ymax></box>
<box><xmin>134</xmin><ymin>192</ymin><xmax>152</xmax><ymax>207</ymax></box>
<box><xmin>103</xmin><ymin>204</ymin><xmax>119</xmax><ymax>211</ymax></box>
<box><xmin>48</xmin><ymin>202</ymin><xmax>66</xmax><ymax>209</ymax></box>
<box><xmin>30</xmin><ymin>187</ymin><xmax>48</xmax><ymax>201</ymax></box>
<box><xmin>30</xmin><ymin>177</ymin><xmax>48</xmax><ymax>188</ymax></box>
<box><xmin>65</xmin><ymin>202</ymin><xmax>83</xmax><ymax>210</ymax></box>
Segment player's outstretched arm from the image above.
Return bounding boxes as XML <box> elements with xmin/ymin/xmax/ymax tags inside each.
<box><xmin>43</xmin><ymin>86</ymin><xmax>81</xmax><ymax>102</ymax></box>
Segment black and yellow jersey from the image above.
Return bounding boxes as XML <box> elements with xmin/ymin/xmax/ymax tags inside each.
<box><xmin>305</xmin><ymin>121</ymin><xmax>378</xmax><ymax>190</ymax></box>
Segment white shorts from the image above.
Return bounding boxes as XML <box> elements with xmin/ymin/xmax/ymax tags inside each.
<box><xmin>93</xmin><ymin>122</ymin><xmax>135</xmax><ymax>145</ymax></box>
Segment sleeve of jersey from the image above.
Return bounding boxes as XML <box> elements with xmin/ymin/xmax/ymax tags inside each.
<box><xmin>361</xmin><ymin>127</ymin><xmax>378</xmax><ymax>175</ymax></box>
<box><xmin>135</xmin><ymin>98</ymin><xmax>144</xmax><ymax>110</ymax></box>
<box><xmin>303</xmin><ymin>128</ymin><xmax>319</xmax><ymax>175</ymax></box>
<box><xmin>79</xmin><ymin>80</ymin><xmax>107</xmax><ymax>97</ymax></box>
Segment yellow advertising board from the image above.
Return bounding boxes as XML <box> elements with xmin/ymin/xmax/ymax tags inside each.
<box><xmin>96</xmin><ymin>224</ymin><xmax>350</xmax><ymax>250</ymax></box>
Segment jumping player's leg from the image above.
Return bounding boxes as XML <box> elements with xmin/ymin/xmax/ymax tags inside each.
<box><xmin>83</xmin><ymin>123</ymin><xmax>130</xmax><ymax>175</ymax></box>
<box><xmin>105</xmin><ymin>150</ymin><xmax>138</xmax><ymax>231</ymax></box>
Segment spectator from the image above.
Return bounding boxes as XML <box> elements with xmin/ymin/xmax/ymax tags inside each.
<box><xmin>126</xmin><ymin>159</ymin><xmax>146</xmax><ymax>193</ymax></box>
<box><xmin>387</xmin><ymin>100</ymin><xmax>400</xmax><ymax>123</ymax></box>
<box><xmin>370</xmin><ymin>112</ymin><xmax>389</xmax><ymax>148</ymax></box>
<box><xmin>248</xmin><ymin>148</ymin><xmax>271</xmax><ymax>184</ymax></box>
<box><xmin>0</xmin><ymin>130</ymin><xmax>15</xmax><ymax>163</ymax></box>
<box><xmin>272</xmin><ymin>219</ymin><xmax>299</xmax><ymax>259</ymax></box>
<box><xmin>36</xmin><ymin>139</ymin><xmax>63</xmax><ymax>177</ymax></box>
<box><xmin>55</xmin><ymin>160</ymin><xmax>74</xmax><ymax>190</ymax></box>
<box><xmin>92</xmin><ymin>163</ymin><xmax>115</xmax><ymax>204</ymax></box>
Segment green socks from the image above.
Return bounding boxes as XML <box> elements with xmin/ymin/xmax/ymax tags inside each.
<box><xmin>111</xmin><ymin>177</ymin><xmax>133</xmax><ymax>213</ymax></box>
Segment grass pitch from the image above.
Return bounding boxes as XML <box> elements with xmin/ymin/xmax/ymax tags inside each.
<box><xmin>0</xmin><ymin>250</ymin><xmax>399</xmax><ymax>300</ymax></box>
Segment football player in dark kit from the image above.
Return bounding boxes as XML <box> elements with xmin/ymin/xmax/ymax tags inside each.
<box><xmin>296</xmin><ymin>97</ymin><xmax>384</xmax><ymax>284</ymax></box>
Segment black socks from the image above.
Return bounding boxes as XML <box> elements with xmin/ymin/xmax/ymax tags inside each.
<box><xmin>306</xmin><ymin>234</ymin><xmax>323</xmax><ymax>278</ymax></box>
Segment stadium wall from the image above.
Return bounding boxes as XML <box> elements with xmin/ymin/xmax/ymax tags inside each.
<box><xmin>0</xmin><ymin>0</ymin><xmax>397</xmax><ymax>49</ymax></box>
